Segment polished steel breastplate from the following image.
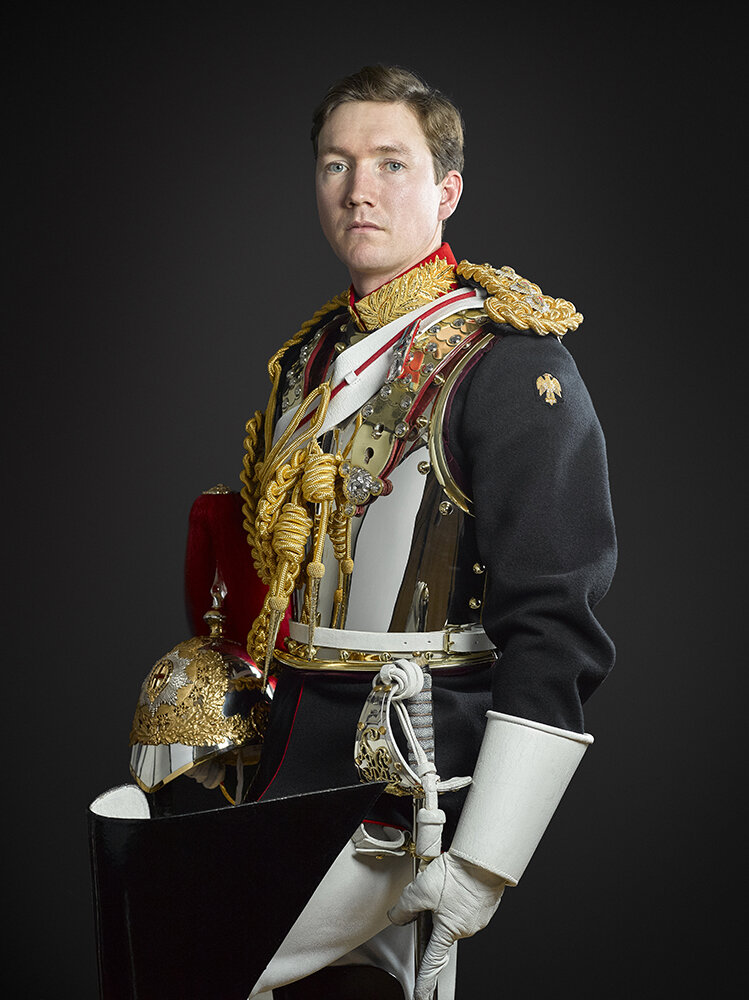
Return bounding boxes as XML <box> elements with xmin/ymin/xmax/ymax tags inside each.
<box><xmin>280</xmin><ymin>307</ymin><xmax>494</xmax><ymax>643</ymax></box>
<box><xmin>293</xmin><ymin>435</ymin><xmax>486</xmax><ymax>634</ymax></box>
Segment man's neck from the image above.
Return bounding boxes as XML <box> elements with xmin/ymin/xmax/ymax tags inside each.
<box><xmin>347</xmin><ymin>244</ymin><xmax>458</xmax><ymax>333</ymax></box>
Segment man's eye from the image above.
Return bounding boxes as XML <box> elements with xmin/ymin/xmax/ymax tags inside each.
<box><xmin>326</xmin><ymin>162</ymin><xmax>347</xmax><ymax>173</ymax></box>
<box><xmin>385</xmin><ymin>161</ymin><xmax>404</xmax><ymax>172</ymax></box>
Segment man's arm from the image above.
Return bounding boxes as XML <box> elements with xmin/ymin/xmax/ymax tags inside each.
<box><xmin>453</xmin><ymin>328</ymin><xmax>617</xmax><ymax>729</ymax></box>
<box><xmin>391</xmin><ymin>328</ymin><xmax>616</xmax><ymax>999</ymax></box>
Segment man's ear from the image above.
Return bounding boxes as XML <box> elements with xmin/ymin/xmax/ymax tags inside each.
<box><xmin>438</xmin><ymin>170</ymin><xmax>463</xmax><ymax>222</ymax></box>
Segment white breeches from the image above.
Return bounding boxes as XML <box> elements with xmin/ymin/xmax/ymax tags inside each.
<box><xmin>249</xmin><ymin>832</ymin><xmax>415</xmax><ymax>997</ymax></box>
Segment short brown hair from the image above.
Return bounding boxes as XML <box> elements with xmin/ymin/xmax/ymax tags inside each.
<box><xmin>311</xmin><ymin>65</ymin><xmax>464</xmax><ymax>180</ymax></box>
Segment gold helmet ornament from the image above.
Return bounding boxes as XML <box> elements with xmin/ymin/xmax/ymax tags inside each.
<box><xmin>129</xmin><ymin>575</ymin><xmax>274</xmax><ymax>793</ymax></box>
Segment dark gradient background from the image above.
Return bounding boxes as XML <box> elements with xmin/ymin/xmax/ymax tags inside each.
<box><xmin>5</xmin><ymin>3</ymin><xmax>740</xmax><ymax>997</ymax></box>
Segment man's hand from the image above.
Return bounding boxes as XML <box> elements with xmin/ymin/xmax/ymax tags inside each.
<box><xmin>388</xmin><ymin>852</ymin><xmax>506</xmax><ymax>1000</ymax></box>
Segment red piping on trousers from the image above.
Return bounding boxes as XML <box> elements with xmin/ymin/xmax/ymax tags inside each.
<box><xmin>254</xmin><ymin>681</ymin><xmax>408</xmax><ymax>832</ymax></box>
<box><xmin>256</xmin><ymin>679</ymin><xmax>305</xmax><ymax>801</ymax></box>
<box><xmin>364</xmin><ymin>818</ymin><xmax>409</xmax><ymax>832</ymax></box>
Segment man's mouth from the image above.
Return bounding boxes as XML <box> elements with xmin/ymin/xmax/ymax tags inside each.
<box><xmin>347</xmin><ymin>221</ymin><xmax>381</xmax><ymax>231</ymax></box>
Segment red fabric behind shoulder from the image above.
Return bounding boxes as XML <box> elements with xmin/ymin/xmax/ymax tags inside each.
<box><xmin>184</xmin><ymin>491</ymin><xmax>289</xmax><ymax>650</ymax></box>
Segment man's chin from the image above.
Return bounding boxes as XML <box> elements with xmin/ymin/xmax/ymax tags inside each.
<box><xmin>339</xmin><ymin>240</ymin><xmax>387</xmax><ymax>269</ymax></box>
<box><xmin>348</xmin><ymin>266</ymin><xmax>404</xmax><ymax>297</ymax></box>
<box><xmin>337</xmin><ymin>249</ymin><xmax>397</xmax><ymax>289</ymax></box>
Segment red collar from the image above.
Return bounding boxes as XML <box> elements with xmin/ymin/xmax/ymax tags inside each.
<box><xmin>348</xmin><ymin>243</ymin><xmax>458</xmax><ymax>314</ymax></box>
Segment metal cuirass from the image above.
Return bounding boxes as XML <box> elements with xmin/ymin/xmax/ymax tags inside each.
<box><xmin>268</xmin><ymin>299</ymin><xmax>498</xmax><ymax>669</ymax></box>
<box><xmin>292</xmin><ymin>440</ymin><xmax>486</xmax><ymax>635</ymax></box>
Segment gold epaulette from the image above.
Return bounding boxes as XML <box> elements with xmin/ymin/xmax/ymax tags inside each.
<box><xmin>456</xmin><ymin>260</ymin><xmax>583</xmax><ymax>337</ymax></box>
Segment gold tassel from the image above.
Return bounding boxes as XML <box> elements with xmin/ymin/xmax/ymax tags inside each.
<box><xmin>241</xmin><ymin>355</ymin><xmax>370</xmax><ymax>673</ymax></box>
<box><xmin>263</xmin><ymin>594</ymin><xmax>289</xmax><ymax>686</ymax></box>
<box><xmin>328</xmin><ymin>506</ymin><xmax>354</xmax><ymax>629</ymax></box>
<box><xmin>301</xmin><ymin>443</ymin><xmax>337</xmax><ymax>649</ymax></box>
<box><xmin>262</xmin><ymin>493</ymin><xmax>313</xmax><ymax>678</ymax></box>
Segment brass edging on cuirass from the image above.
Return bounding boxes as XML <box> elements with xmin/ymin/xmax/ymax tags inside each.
<box><xmin>428</xmin><ymin>332</ymin><xmax>496</xmax><ymax>516</ymax></box>
<box><xmin>274</xmin><ymin>646</ymin><xmax>495</xmax><ymax>673</ymax></box>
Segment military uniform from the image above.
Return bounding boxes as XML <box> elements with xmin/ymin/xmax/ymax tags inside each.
<box><xmin>239</xmin><ymin>244</ymin><xmax>615</xmax><ymax>844</ymax></box>
<box><xmin>115</xmin><ymin>242</ymin><xmax>615</xmax><ymax>999</ymax></box>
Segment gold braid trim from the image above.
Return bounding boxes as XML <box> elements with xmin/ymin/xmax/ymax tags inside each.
<box><xmin>263</xmin><ymin>291</ymin><xmax>348</xmax><ymax>455</ymax></box>
<box><xmin>240</xmin><ymin>293</ymin><xmax>349</xmax><ymax>677</ymax></box>
<box><xmin>352</xmin><ymin>257</ymin><xmax>457</xmax><ymax>331</ymax></box>
<box><xmin>240</xmin><ymin>409</ymin><xmax>264</xmax><ymax>570</ymax></box>
<box><xmin>241</xmin><ymin>373</ymin><xmax>362</xmax><ymax>679</ymax></box>
<box><xmin>456</xmin><ymin>260</ymin><xmax>583</xmax><ymax>337</ymax></box>
<box><xmin>266</xmin><ymin>290</ymin><xmax>349</xmax><ymax>384</ymax></box>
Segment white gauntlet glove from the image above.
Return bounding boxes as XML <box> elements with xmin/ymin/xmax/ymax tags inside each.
<box><xmin>389</xmin><ymin>852</ymin><xmax>506</xmax><ymax>1000</ymax></box>
<box><xmin>390</xmin><ymin>712</ymin><xmax>593</xmax><ymax>999</ymax></box>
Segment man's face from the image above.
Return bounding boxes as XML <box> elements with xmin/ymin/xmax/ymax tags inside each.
<box><xmin>315</xmin><ymin>101</ymin><xmax>462</xmax><ymax>297</ymax></box>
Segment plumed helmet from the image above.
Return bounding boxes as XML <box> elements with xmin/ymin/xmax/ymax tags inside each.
<box><xmin>129</xmin><ymin>576</ymin><xmax>274</xmax><ymax>793</ymax></box>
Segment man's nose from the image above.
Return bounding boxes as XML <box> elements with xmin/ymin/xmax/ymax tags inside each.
<box><xmin>345</xmin><ymin>166</ymin><xmax>376</xmax><ymax>207</ymax></box>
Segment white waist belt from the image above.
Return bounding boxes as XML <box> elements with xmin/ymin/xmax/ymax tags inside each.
<box><xmin>288</xmin><ymin>621</ymin><xmax>496</xmax><ymax>655</ymax></box>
